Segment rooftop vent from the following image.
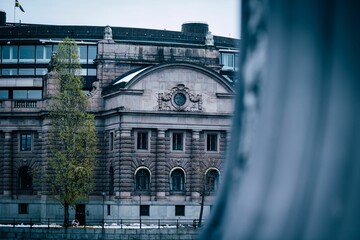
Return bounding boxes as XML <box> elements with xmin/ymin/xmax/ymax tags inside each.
<box><xmin>181</xmin><ymin>22</ymin><xmax>209</xmax><ymax>35</ymax></box>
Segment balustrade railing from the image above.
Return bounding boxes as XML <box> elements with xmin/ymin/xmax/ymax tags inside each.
<box><xmin>14</xmin><ymin>100</ymin><xmax>38</xmax><ymax>108</ymax></box>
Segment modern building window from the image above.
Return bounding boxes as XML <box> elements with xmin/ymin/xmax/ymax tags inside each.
<box><xmin>18</xmin><ymin>68</ymin><xmax>35</xmax><ymax>75</ymax></box>
<box><xmin>109</xmin><ymin>167</ymin><xmax>114</xmax><ymax>195</ymax></box>
<box><xmin>135</xmin><ymin>168</ymin><xmax>150</xmax><ymax>191</ymax></box>
<box><xmin>170</xmin><ymin>168</ymin><xmax>185</xmax><ymax>192</ymax></box>
<box><xmin>36</xmin><ymin>45</ymin><xmax>52</xmax><ymax>63</ymax></box>
<box><xmin>79</xmin><ymin>69</ymin><xmax>87</xmax><ymax>76</ymax></box>
<box><xmin>137</xmin><ymin>131</ymin><xmax>149</xmax><ymax>150</ymax></box>
<box><xmin>19</xmin><ymin>46</ymin><xmax>35</xmax><ymax>63</ymax></box>
<box><xmin>175</xmin><ymin>205</ymin><xmax>185</xmax><ymax>216</ymax></box>
<box><xmin>172</xmin><ymin>132</ymin><xmax>184</xmax><ymax>151</ymax></box>
<box><xmin>2</xmin><ymin>68</ymin><xmax>17</xmax><ymax>76</ymax></box>
<box><xmin>140</xmin><ymin>205</ymin><xmax>150</xmax><ymax>216</ymax></box>
<box><xmin>206</xmin><ymin>169</ymin><xmax>220</xmax><ymax>192</ymax></box>
<box><xmin>18</xmin><ymin>203</ymin><xmax>29</xmax><ymax>214</ymax></box>
<box><xmin>79</xmin><ymin>45</ymin><xmax>87</xmax><ymax>64</ymax></box>
<box><xmin>206</xmin><ymin>133</ymin><xmax>218</xmax><ymax>152</ymax></box>
<box><xmin>35</xmin><ymin>68</ymin><xmax>48</xmax><ymax>76</ymax></box>
<box><xmin>0</xmin><ymin>90</ymin><xmax>9</xmax><ymax>99</ymax></box>
<box><xmin>18</xmin><ymin>166</ymin><xmax>32</xmax><ymax>190</ymax></box>
<box><xmin>88</xmin><ymin>46</ymin><xmax>97</xmax><ymax>64</ymax></box>
<box><xmin>87</xmin><ymin>68</ymin><xmax>97</xmax><ymax>76</ymax></box>
<box><xmin>20</xmin><ymin>133</ymin><xmax>32</xmax><ymax>151</ymax></box>
<box><xmin>2</xmin><ymin>45</ymin><xmax>18</xmax><ymax>63</ymax></box>
<box><xmin>221</xmin><ymin>52</ymin><xmax>235</xmax><ymax>71</ymax></box>
<box><xmin>13</xmin><ymin>90</ymin><xmax>42</xmax><ymax>100</ymax></box>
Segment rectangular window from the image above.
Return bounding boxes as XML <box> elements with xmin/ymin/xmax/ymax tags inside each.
<box><xmin>175</xmin><ymin>205</ymin><xmax>185</xmax><ymax>216</ymax></box>
<box><xmin>18</xmin><ymin>68</ymin><xmax>35</xmax><ymax>75</ymax></box>
<box><xmin>19</xmin><ymin>46</ymin><xmax>35</xmax><ymax>63</ymax></box>
<box><xmin>206</xmin><ymin>133</ymin><xmax>218</xmax><ymax>152</ymax></box>
<box><xmin>172</xmin><ymin>132</ymin><xmax>184</xmax><ymax>151</ymax></box>
<box><xmin>19</xmin><ymin>203</ymin><xmax>29</xmax><ymax>214</ymax></box>
<box><xmin>79</xmin><ymin>45</ymin><xmax>87</xmax><ymax>64</ymax></box>
<box><xmin>0</xmin><ymin>90</ymin><xmax>9</xmax><ymax>99</ymax></box>
<box><xmin>107</xmin><ymin>204</ymin><xmax>111</xmax><ymax>216</ymax></box>
<box><xmin>20</xmin><ymin>133</ymin><xmax>32</xmax><ymax>151</ymax></box>
<box><xmin>140</xmin><ymin>205</ymin><xmax>150</xmax><ymax>216</ymax></box>
<box><xmin>87</xmin><ymin>68</ymin><xmax>97</xmax><ymax>76</ymax></box>
<box><xmin>221</xmin><ymin>53</ymin><xmax>235</xmax><ymax>71</ymax></box>
<box><xmin>137</xmin><ymin>131</ymin><xmax>149</xmax><ymax>150</ymax></box>
<box><xmin>109</xmin><ymin>132</ymin><xmax>114</xmax><ymax>151</ymax></box>
<box><xmin>36</xmin><ymin>45</ymin><xmax>52</xmax><ymax>63</ymax></box>
<box><xmin>35</xmin><ymin>68</ymin><xmax>48</xmax><ymax>76</ymax></box>
<box><xmin>2</xmin><ymin>68</ymin><xmax>17</xmax><ymax>76</ymax></box>
<box><xmin>88</xmin><ymin>46</ymin><xmax>97</xmax><ymax>64</ymax></box>
<box><xmin>2</xmin><ymin>45</ymin><xmax>18</xmax><ymax>63</ymax></box>
<box><xmin>13</xmin><ymin>90</ymin><xmax>42</xmax><ymax>99</ymax></box>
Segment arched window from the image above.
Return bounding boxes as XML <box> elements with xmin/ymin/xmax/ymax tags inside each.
<box><xmin>135</xmin><ymin>168</ymin><xmax>150</xmax><ymax>191</ymax></box>
<box><xmin>109</xmin><ymin>166</ymin><xmax>114</xmax><ymax>195</ymax></box>
<box><xmin>170</xmin><ymin>168</ymin><xmax>185</xmax><ymax>192</ymax></box>
<box><xmin>18</xmin><ymin>166</ymin><xmax>32</xmax><ymax>191</ymax></box>
<box><xmin>206</xmin><ymin>169</ymin><xmax>219</xmax><ymax>192</ymax></box>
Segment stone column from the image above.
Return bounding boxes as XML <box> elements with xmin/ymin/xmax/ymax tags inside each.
<box><xmin>155</xmin><ymin>129</ymin><xmax>167</xmax><ymax>200</ymax></box>
<box><xmin>190</xmin><ymin>130</ymin><xmax>201</xmax><ymax>200</ymax></box>
<box><xmin>3</xmin><ymin>131</ymin><xmax>13</xmax><ymax>195</ymax></box>
<box><xmin>118</xmin><ymin>128</ymin><xmax>132</xmax><ymax>199</ymax></box>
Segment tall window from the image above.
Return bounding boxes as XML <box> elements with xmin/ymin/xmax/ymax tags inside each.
<box><xmin>170</xmin><ymin>168</ymin><xmax>185</xmax><ymax>192</ymax></box>
<box><xmin>135</xmin><ymin>168</ymin><xmax>150</xmax><ymax>191</ymax></box>
<box><xmin>206</xmin><ymin>133</ymin><xmax>218</xmax><ymax>152</ymax></box>
<box><xmin>137</xmin><ymin>131</ymin><xmax>149</xmax><ymax>150</ymax></box>
<box><xmin>18</xmin><ymin>166</ymin><xmax>32</xmax><ymax>191</ymax></box>
<box><xmin>20</xmin><ymin>133</ymin><xmax>32</xmax><ymax>151</ymax></box>
<box><xmin>172</xmin><ymin>132</ymin><xmax>184</xmax><ymax>151</ymax></box>
<box><xmin>206</xmin><ymin>169</ymin><xmax>220</xmax><ymax>192</ymax></box>
<box><xmin>18</xmin><ymin>203</ymin><xmax>29</xmax><ymax>214</ymax></box>
<box><xmin>109</xmin><ymin>167</ymin><xmax>114</xmax><ymax>195</ymax></box>
<box><xmin>109</xmin><ymin>132</ymin><xmax>114</xmax><ymax>151</ymax></box>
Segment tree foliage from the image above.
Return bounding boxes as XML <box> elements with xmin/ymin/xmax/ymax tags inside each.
<box><xmin>48</xmin><ymin>38</ymin><xmax>98</xmax><ymax>226</ymax></box>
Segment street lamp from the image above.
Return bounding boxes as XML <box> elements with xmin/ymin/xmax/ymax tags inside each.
<box><xmin>101</xmin><ymin>192</ymin><xmax>106</xmax><ymax>228</ymax></box>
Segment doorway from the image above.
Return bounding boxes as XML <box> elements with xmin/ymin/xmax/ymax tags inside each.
<box><xmin>75</xmin><ymin>204</ymin><xmax>86</xmax><ymax>225</ymax></box>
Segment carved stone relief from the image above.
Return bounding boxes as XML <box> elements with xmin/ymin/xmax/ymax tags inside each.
<box><xmin>157</xmin><ymin>84</ymin><xmax>202</xmax><ymax>112</ymax></box>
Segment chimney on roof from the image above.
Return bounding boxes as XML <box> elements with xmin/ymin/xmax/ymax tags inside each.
<box><xmin>0</xmin><ymin>10</ymin><xmax>6</xmax><ymax>26</ymax></box>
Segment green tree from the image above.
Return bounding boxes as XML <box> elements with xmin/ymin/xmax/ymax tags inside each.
<box><xmin>48</xmin><ymin>38</ymin><xmax>98</xmax><ymax>226</ymax></box>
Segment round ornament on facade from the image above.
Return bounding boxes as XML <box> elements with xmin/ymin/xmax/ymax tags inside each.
<box><xmin>174</xmin><ymin>92</ymin><xmax>186</xmax><ymax>106</ymax></box>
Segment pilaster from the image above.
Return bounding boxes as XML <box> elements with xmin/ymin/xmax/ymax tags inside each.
<box><xmin>155</xmin><ymin>129</ymin><xmax>167</xmax><ymax>200</ymax></box>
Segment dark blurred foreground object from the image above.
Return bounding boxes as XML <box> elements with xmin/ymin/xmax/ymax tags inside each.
<box><xmin>200</xmin><ymin>0</ymin><xmax>360</xmax><ymax>239</ymax></box>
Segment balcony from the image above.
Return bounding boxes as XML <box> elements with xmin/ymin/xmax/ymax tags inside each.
<box><xmin>0</xmin><ymin>100</ymin><xmax>44</xmax><ymax>112</ymax></box>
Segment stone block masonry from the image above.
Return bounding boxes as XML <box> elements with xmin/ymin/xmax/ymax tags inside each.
<box><xmin>0</xmin><ymin>227</ymin><xmax>199</xmax><ymax>240</ymax></box>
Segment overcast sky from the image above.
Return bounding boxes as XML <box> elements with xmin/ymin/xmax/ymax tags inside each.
<box><xmin>1</xmin><ymin>0</ymin><xmax>240</xmax><ymax>38</ymax></box>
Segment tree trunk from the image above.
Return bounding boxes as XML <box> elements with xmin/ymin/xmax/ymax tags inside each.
<box><xmin>198</xmin><ymin>186</ymin><xmax>205</xmax><ymax>227</ymax></box>
<box><xmin>64</xmin><ymin>202</ymin><xmax>69</xmax><ymax>227</ymax></box>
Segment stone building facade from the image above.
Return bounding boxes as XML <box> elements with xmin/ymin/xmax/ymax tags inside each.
<box><xmin>0</xmin><ymin>14</ymin><xmax>238</xmax><ymax>224</ymax></box>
